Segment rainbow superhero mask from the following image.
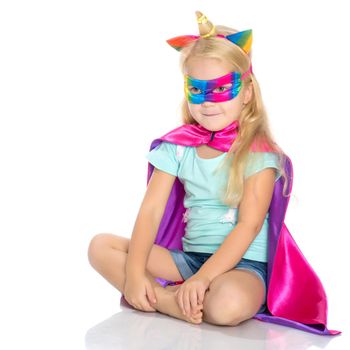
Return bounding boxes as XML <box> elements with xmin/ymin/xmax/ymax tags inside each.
<box><xmin>184</xmin><ymin>66</ymin><xmax>252</xmax><ymax>104</ymax></box>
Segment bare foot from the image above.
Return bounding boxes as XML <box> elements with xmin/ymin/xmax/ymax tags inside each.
<box><xmin>153</xmin><ymin>286</ymin><xmax>204</xmax><ymax>324</ymax></box>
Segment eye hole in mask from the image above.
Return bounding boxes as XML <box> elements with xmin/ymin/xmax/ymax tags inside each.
<box><xmin>184</xmin><ymin>67</ymin><xmax>251</xmax><ymax>104</ymax></box>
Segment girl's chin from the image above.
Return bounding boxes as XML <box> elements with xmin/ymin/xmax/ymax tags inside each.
<box><xmin>199</xmin><ymin>120</ymin><xmax>228</xmax><ymax>131</ymax></box>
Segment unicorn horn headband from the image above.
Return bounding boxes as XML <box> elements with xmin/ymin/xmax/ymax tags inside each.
<box><xmin>166</xmin><ymin>11</ymin><xmax>253</xmax><ymax>56</ymax></box>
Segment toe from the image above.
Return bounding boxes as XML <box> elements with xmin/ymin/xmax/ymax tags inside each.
<box><xmin>191</xmin><ymin>310</ymin><xmax>203</xmax><ymax>319</ymax></box>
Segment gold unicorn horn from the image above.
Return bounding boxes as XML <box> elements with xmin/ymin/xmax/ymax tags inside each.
<box><xmin>195</xmin><ymin>11</ymin><xmax>217</xmax><ymax>38</ymax></box>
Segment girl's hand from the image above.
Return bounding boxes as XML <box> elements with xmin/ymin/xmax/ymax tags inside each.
<box><xmin>124</xmin><ymin>274</ymin><xmax>157</xmax><ymax>312</ymax></box>
<box><xmin>175</xmin><ymin>273</ymin><xmax>210</xmax><ymax>317</ymax></box>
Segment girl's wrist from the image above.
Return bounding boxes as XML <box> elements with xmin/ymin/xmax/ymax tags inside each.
<box><xmin>125</xmin><ymin>261</ymin><xmax>146</xmax><ymax>280</ymax></box>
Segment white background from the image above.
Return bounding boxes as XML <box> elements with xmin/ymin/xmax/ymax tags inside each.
<box><xmin>0</xmin><ymin>0</ymin><xmax>349</xmax><ymax>348</ymax></box>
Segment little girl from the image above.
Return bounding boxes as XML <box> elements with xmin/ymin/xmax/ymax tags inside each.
<box><xmin>88</xmin><ymin>11</ymin><xmax>340</xmax><ymax>335</ymax></box>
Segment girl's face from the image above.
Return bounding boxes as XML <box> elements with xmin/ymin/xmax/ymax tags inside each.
<box><xmin>185</xmin><ymin>57</ymin><xmax>252</xmax><ymax>132</ymax></box>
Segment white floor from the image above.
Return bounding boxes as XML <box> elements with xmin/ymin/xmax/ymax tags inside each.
<box><xmin>85</xmin><ymin>298</ymin><xmax>348</xmax><ymax>350</ymax></box>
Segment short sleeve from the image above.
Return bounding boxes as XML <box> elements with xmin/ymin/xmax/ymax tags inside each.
<box><xmin>145</xmin><ymin>141</ymin><xmax>179</xmax><ymax>177</ymax></box>
<box><xmin>244</xmin><ymin>152</ymin><xmax>282</xmax><ymax>182</ymax></box>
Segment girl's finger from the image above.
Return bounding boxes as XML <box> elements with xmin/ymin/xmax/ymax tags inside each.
<box><xmin>183</xmin><ymin>289</ymin><xmax>191</xmax><ymax>316</ymax></box>
<box><xmin>198</xmin><ymin>289</ymin><xmax>205</xmax><ymax>305</ymax></box>
<box><xmin>145</xmin><ymin>282</ymin><xmax>157</xmax><ymax>305</ymax></box>
<box><xmin>177</xmin><ymin>288</ymin><xmax>185</xmax><ymax>315</ymax></box>
<box><xmin>190</xmin><ymin>289</ymin><xmax>198</xmax><ymax>313</ymax></box>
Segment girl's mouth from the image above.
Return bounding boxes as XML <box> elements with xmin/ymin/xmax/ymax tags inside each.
<box><xmin>203</xmin><ymin>113</ymin><xmax>221</xmax><ymax>117</ymax></box>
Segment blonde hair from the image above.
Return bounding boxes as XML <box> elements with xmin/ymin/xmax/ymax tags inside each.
<box><xmin>178</xmin><ymin>25</ymin><xmax>289</xmax><ymax>207</ymax></box>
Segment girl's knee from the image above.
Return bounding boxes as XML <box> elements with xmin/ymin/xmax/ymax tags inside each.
<box><xmin>87</xmin><ymin>233</ymin><xmax>112</xmax><ymax>266</ymax></box>
<box><xmin>88</xmin><ymin>233</ymin><xmax>128</xmax><ymax>266</ymax></box>
<box><xmin>203</xmin><ymin>289</ymin><xmax>250</xmax><ymax>326</ymax></box>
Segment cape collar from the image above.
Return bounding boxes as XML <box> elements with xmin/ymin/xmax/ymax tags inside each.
<box><xmin>159</xmin><ymin>120</ymin><xmax>239</xmax><ymax>152</ymax></box>
<box><xmin>159</xmin><ymin>119</ymin><xmax>273</xmax><ymax>152</ymax></box>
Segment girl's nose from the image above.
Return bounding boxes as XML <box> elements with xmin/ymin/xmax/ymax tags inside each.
<box><xmin>201</xmin><ymin>100</ymin><xmax>215</xmax><ymax>107</ymax></box>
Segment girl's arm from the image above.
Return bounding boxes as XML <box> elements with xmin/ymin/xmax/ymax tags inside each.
<box><xmin>196</xmin><ymin>168</ymin><xmax>276</xmax><ymax>282</ymax></box>
<box><xmin>125</xmin><ymin>168</ymin><xmax>176</xmax><ymax>279</ymax></box>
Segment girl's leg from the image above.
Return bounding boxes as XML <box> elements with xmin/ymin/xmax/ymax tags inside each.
<box><xmin>87</xmin><ymin>233</ymin><xmax>203</xmax><ymax>324</ymax></box>
<box><xmin>87</xmin><ymin>233</ymin><xmax>183</xmax><ymax>292</ymax></box>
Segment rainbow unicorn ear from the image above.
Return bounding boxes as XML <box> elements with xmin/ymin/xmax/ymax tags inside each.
<box><xmin>226</xmin><ymin>30</ymin><xmax>253</xmax><ymax>54</ymax></box>
<box><xmin>166</xmin><ymin>35</ymin><xmax>200</xmax><ymax>51</ymax></box>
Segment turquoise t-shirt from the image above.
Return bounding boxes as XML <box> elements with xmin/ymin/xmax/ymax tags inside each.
<box><xmin>145</xmin><ymin>141</ymin><xmax>282</xmax><ymax>262</ymax></box>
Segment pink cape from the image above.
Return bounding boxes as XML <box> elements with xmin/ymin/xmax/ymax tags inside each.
<box><xmin>121</xmin><ymin>122</ymin><xmax>340</xmax><ymax>335</ymax></box>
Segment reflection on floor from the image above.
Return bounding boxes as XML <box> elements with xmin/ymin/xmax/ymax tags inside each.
<box><xmin>85</xmin><ymin>297</ymin><xmax>340</xmax><ymax>350</ymax></box>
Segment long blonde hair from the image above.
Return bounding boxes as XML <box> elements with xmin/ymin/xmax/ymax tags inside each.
<box><xmin>178</xmin><ymin>25</ymin><xmax>289</xmax><ymax>207</ymax></box>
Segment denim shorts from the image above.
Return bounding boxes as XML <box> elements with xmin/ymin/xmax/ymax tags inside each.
<box><xmin>169</xmin><ymin>249</ymin><xmax>267</xmax><ymax>314</ymax></box>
